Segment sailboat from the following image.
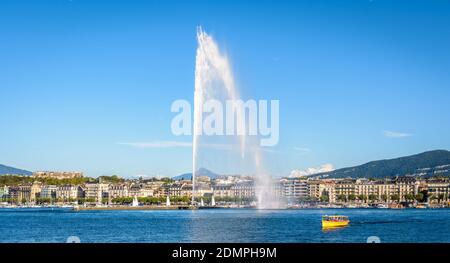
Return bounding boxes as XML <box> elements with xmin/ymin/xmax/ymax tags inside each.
<box><xmin>166</xmin><ymin>195</ymin><xmax>171</xmax><ymax>206</ymax></box>
<box><xmin>211</xmin><ymin>195</ymin><xmax>215</xmax><ymax>206</ymax></box>
<box><xmin>200</xmin><ymin>198</ymin><xmax>204</xmax><ymax>207</ymax></box>
<box><xmin>131</xmin><ymin>196</ymin><xmax>139</xmax><ymax>207</ymax></box>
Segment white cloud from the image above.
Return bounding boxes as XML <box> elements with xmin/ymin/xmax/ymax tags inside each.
<box><xmin>383</xmin><ymin>130</ymin><xmax>412</xmax><ymax>138</ymax></box>
<box><xmin>289</xmin><ymin>164</ymin><xmax>334</xmax><ymax>177</ymax></box>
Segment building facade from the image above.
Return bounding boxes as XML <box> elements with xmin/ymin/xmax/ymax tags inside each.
<box><xmin>56</xmin><ymin>185</ymin><xmax>83</xmax><ymax>201</ymax></box>
<box><xmin>33</xmin><ymin>171</ymin><xmax>83</xmax><ymax>179</ymax></box>
<box><xmin>40</xmin><ymin>185</ymin><xmax>58</xmax><ymax>199</ymax></box>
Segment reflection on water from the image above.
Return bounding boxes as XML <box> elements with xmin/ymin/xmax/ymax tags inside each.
<box><xmin>322</xmin><ymin>226</ymin><xmax>348</xmax><ymax>233</ymax></box>
<box><xmin>0</xmin><ymin>208</ymin><xmax>449</xmax><ymax>243</ymax></box>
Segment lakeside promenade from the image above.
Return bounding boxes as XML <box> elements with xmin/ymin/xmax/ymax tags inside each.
<box><xmin>1</xmin><ymin>201</ymin><xmax>449</xmax><ymax>211</ymax></box>
<box><xmin>73</xmin><ymin>205</ymin><xmax>197</xmax><ymax>211</ymax></box>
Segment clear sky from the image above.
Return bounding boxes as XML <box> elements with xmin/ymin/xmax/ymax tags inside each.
<box><xmin>1</xmin><ymin>0</ymin><xmax>450</xmax><ymax>178</ymax></box>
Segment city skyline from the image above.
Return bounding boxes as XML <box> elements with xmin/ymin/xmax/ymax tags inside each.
<box><xmin>1</xmin><ymin>0</ymin><xmax>450</xmax><ymax>178</ymax></box>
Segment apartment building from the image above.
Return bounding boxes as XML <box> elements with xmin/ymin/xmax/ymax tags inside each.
<box><xmin>84</xmin><ymin>183</ymin><xmax>109</xmax><ymax>203</ymax></box>
<box><xmin>56</xmin><ymin>185</ymin><xmax>83</xmax><ymax>200</ymax></box>
<box><xmin>231</xmin><ymin>181</ymin><xmax>255</xmax><ymax>198</ymax></box>
<box><xmin>108</xmin><ymin>184</ymin><xmax>129</xmax><ymax>199</ymax></box>
<box><xmin>40</xmin><ymin>185</ymin><xmax>58</xmax><ymax>199</ymax></box>
<box><xmin>280</xmin><ymin>178</ymin><xmax>309</xmax><ymax>199</ymax></box>
<box><xmin>212</xmin><ymin>184</ymin><xmax>233</xmax><ymax>198</ymax></box>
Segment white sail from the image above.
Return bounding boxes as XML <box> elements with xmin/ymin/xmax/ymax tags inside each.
<box><xmin>132</xmin><ymin>196</ymin><xmax>139</xmax><ymax>207</ymax></box>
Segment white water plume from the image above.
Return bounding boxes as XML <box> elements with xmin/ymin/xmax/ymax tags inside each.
<box><xmin>193</xmin><ymin>27</ymin><xmax>282</xmax><ymax>209</ymax></box>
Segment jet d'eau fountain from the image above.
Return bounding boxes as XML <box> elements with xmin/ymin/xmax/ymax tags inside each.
<box><xmin>191</xmin><ymin>27</ymin><xmax>282</xmax><ymax>209</ymax></box>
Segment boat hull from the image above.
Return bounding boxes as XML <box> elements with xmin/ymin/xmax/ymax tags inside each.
<box><xmin>322</xmin><ymin>220</ymin><xmax>349</xmax><ymax>228</ymax></box>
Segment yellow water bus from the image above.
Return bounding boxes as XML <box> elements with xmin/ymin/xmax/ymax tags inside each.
<box><xmin>322</xmin><ymin>215</ymin><xmax>349</xmax><ymax>228</ymax></box>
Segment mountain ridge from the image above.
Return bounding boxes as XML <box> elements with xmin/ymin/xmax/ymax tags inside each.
<box><xmin>172</xmin><ymin>168</ymin><xmax>221</xmax><ymax>180</ymax></box>
<box><xmin>314</xmin><ymin>150</ymin><xmax>450</xmax><ymax>179</ymax></box>
<box><xmin>0</xmin><ymin>164</ymin><xmax>32</xmax><ymax>176</ymax></box>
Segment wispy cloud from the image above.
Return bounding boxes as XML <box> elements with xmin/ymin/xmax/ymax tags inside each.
<box><xmin>382</xmin><ymin>130</ymin><xmax>412</xmax><ymax>138</ymax></box>
<box><xmin>293</xmin><ymin>147</ymin><xmax>311</xmax><ymax>154</ymax></box>
<box><xmin>117</xmin><ymin>141</ymin><xmax>232</xmax><ymax>150</ymax></box>
<box><xmin>117</xmin><ymin>141</ymin><xmax>192</xmax><ymax>148</ymax></box>
<box><xmin>118</xmin><ymin>141</ymin><xmax>279</xmax><ymax>154</ymax></box>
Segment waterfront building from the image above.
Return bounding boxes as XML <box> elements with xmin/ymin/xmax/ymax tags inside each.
<box><xmin>308</xmin><ymin>180</ymin><xmax>336</xmax><ymax>203</ymax></box>
<box><xmin>212</xmin><ymin>184</ymin><xmax>233</xmax><ymax>198</ymax></box>
<box><xmin>333</xmin><ymin>179</ymin><xmax>355</xmax><ymax>201</ymax></box>
<box><xmin>372</xmin><ymin>179</ymin><xmax>396</xmax><ymax>202</ymax></box>
<box><xmin>56</xmin><ymin>185</ymin><xmax>83</xmax><ymax>201</ymax></box>
<box><xmin>231</xmin><ymin>181</ymin><xmax>255</xmax><ymax>198</ymax></box>
<box><xmin>84</xmin><ymin>183</ymin><xmax>109</xmax><ymax>203</ymax></box>
<box><xmin>33</xmin><ymin>171</ymin><xmax>83</xmax><ymax>179</ymax></box>
<box><xmin>40</xmin><ymin>185</ymin><xmax>57</xmax><ymax>199</ymax></box>
<box><xmin>145</xmin><ymin>181</ymin><xmax>165</xmax><ymax>196</ymax></box>
<box><xmin>154</xmin><ymin>183</ymin><xmax>168</xmax><ymax>197</ymax></box>
<box><xmin>0</xmin><ymin>186</ymin><xmax>9</xmax><ymax>200</ymax></box>
<box><xmin>181</xmin><ymin>183</ymin><xmax>193</xmax><ymax>197</ymax></box>
<box><xmin>195</xmin><ymin>182</ymin><xmax>213</xmax><ymax>196</ymax></box>
<box><xmin>108</xmin><ymin>184</ymin><xmax>129</xmax><ymax>199</ymax></box>
<box><xmin>426</xmin><ymin>179</ymin><xmax>450</xmax><ymax>203</ymax></box>
<box><xmin>7</xmin><ymin>186</ymin><xmax>19</xmax><ymax>203</ymax></box>
<box><xmin>7</xmin><ymin>182</ymin><xmax>42</xmax><ymax>204</ymax></box>
<box><xmin>354</xmin><ymin>179</ymin><xmax>375</xmax><ymax>202</ymax></box>
<box><xmin>307</xmin><ymin>180</ymin><xmax>321</xmax><ymax>200</ymax></box>
<box><xmin>280</xmin><ymin>178</ymin><xmax>309</xmax><ymax>199</ymax></box>
<box><xmin>129</xmin><ymin>183</ymin><xmax>154</xmax><ymax>197</ymax></box>
<box><xmin>30</xmin><ymin>182</ymin><xmax>42</xmax><ymax>203</ymax></box>
<box><xmin>395</xmin><ymin>176</ymin><xmax>419</xmax><ymax>201</ymax></box>
<box><xmin>168</xmin><ymin>182</ymin><xmax>184</xmax><ymax>197</ymax></box>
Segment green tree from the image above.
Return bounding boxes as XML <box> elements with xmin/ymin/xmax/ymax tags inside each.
<box><xmin>358</xmin><ymin>194</ymin><xmax>367</xmax><ymax>202</ymax></box>
<box><xmin>347</xmin><ymin>194</ymin><xmax>356</xmax><ymax>202</ymax></box>
<box><xmin>337</xmin><ymin>194</ymin><xmax>347</xmax><ymax>202</ymax></box>
<box><xmin>404</xmin><ymin>194</ymin><xmax>415</xmax><ymax>203</ymax></box>
<box><xmin>415</xmin><ymin>193</ymin><xmax>424</xmax><ymax>202</ymax></box>
<box><xmin>438</xmin><ymin>194</ymin><xmax>445</xmax><ymax>204</ymax></box>
<box><xmin>390</xmin><ymin>194</ymin><xmax>400</xmax><ymax>202</ymax></box>
<box><xmin>98</xmin><ymin>175</ymin><xmax>125</xmax><ymax>184</ymax></box>
<box><xmin>368</xmin><ymin>194</ymin><xmax>378</xmax><ymax>202</ymax></box>
<box><xmin>320</xmin><ymin>191</ymin><xmax>330</xmax><ymax>203</ymax></box>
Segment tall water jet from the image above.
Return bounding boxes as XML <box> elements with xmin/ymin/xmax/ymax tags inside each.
<box><xmin>193</xmin><ymin>27</ymin><xmax>281</xmax><ymax>209</ymax></box>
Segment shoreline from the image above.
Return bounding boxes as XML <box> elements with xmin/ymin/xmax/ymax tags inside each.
<box><xmin>74</xmin><ymin>205</ymin><xmax>197</xmax><ymax>211</ymax></box>
<box><xmin>0</xmin><ymin>204</ymin><xmax>449</xmax><ymax>211</ymax></box>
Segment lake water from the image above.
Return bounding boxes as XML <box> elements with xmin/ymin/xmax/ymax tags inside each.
<box><xmin>0</xmin><ymin>208</ymin><xmax>449</xmax><ymax>243</ymax></box>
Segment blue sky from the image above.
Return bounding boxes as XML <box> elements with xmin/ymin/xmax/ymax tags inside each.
<box><xmin>1</xmin><ymin>0</ymin><xmax>450</xmax><ymax>178</ymax></box>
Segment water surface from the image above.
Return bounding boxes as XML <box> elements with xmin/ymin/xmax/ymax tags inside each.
<box><xmin>0</xmin><ymin>208</ymin><xmax>448</xmax><ymax>243</ymax></box>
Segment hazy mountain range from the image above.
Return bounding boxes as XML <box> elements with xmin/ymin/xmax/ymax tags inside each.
<box><xmin>1</xmin><ymin>150</ymin><xmax>449</xmax><ymax>179</ymax></box>
<box><xmin>174</xmin><ymin>150</ymin><xmax>450</xmax><ymax>180</ymax></box>
<box><xmin>172</xmin><ymin>168</ymin><xmax>220</xmax><ymax>180</ymax></box>
<box><xmin>0</xmin><ymin>164</ymin><xmax>32</xmax><ymax>176</ymax></box>
<box><xmin>314</xmin><ymin>150</ymin><xmax>450</xmax><ymax>179</ymax></box>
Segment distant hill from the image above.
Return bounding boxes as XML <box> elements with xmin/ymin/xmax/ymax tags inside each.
<box><xmin>172</xmin><ymin>168</ymin><xmax>221</xmax><ymax>180</ymax></box>
<box><xmin>316</xmin><ymin>150</ymin><xmax>450</xmax><ymax>179</ymax></box>
<box><xmin>0</xmin><ymin>164</ymin><xmax>32</xmax><ymax>176</ymax></box>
